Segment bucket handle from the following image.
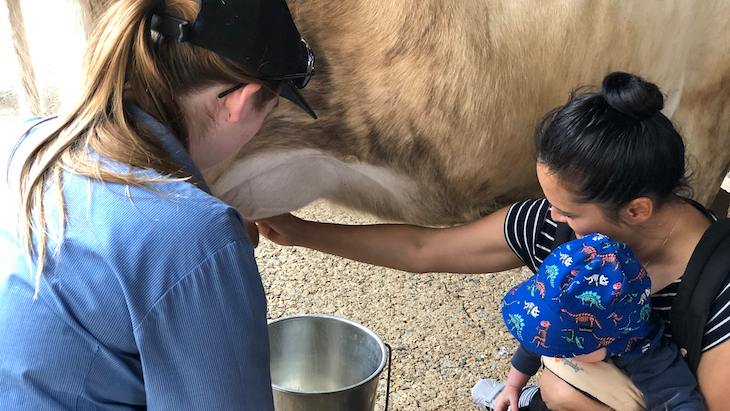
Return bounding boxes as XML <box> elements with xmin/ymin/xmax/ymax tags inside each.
<box><xmin>384</xmin><ymin>343</ymin><xmax>392</xmax><ymax>411</ymax></box>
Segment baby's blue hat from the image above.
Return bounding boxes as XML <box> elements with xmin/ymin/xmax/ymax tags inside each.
<box><xmin>502</xmin><ymin>233</ymin><xmax>663</xmax><ymax>358</ymax></box>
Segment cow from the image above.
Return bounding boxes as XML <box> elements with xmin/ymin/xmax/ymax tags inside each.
<box><xmin>203</xmin><ymin>0</ymin><xmax>730</xmax><ymax>225</ymax></box>
<box><xmin>7</xmin><ymin>0</ymin><xmax>730</xmax><ymax>226</ymax></box>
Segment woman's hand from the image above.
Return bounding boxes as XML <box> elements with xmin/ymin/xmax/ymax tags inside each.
<box><xmin>494</xmin><ymin>384</ymin><xmax>520</xmax><ymax>411</ymax></box>
<box><xmin>244</xmin><ymin>220</ymin><xmax>260</xmax><ymax>247</ymax></box>
<box><xmin>256</xmin><ymin>213</ymin><xmax>306</xmax><ymax>246</ymax></box>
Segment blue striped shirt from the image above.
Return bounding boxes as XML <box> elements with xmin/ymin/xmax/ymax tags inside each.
<box><xmin>0</xmin><ymin>117</ymin><xmax>274</xmax><ymax>410</ymax></box>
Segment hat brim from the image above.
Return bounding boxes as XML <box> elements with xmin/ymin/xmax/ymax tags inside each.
<box><xmin>280</xmin><ymin>80</ymin><xmax>317</xmax><ymax>119</ymax></box>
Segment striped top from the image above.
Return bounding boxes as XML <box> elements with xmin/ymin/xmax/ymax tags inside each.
<box><xmin>504</xmin><ymin>198</ymin><xmax>730</xmax><ymax>353</ymax></box>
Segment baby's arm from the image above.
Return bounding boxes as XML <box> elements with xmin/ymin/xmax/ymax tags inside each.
<box><xmin>495</xmin><ymin>365</ymin><xmax>531</xmax><ymax>411</ymax></box>
<box><xmin>613</xmin><ymin>337</ymin><xmax>706</xmax><ymax>411</ymax></box>
<box><xmin>496</xmin><ymin>344</ymin><xmax>542</xmax><ymax>411</ymax></box>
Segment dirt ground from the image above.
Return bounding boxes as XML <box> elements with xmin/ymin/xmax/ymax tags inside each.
<box><xmin>256</xmin><ymin>200</ymin><xmax>539</xmax><ymax>410</ymax></box>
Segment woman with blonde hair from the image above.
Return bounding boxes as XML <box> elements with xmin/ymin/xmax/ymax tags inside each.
<box><xmin>0</xmin><ymin>0</ymin><xmax>315</xmax><ymax>408</ymax></box>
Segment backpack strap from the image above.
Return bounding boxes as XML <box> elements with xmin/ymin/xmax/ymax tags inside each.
<box><xmin>669</xmin><ymin>218</ymin><xmax>730</xmax><ymax>374</ymax></box>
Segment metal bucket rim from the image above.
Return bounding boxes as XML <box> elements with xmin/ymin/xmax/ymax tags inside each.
<box><xmin>268</xmin><ymin>314</ymin><xmax>388</xmax><ymax>395</ymax></box>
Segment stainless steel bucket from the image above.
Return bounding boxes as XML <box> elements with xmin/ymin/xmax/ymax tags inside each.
<box><xmin>268</xmin><ymin>314</ymin><xmax>391</xmax><ymax>411</ymax></box>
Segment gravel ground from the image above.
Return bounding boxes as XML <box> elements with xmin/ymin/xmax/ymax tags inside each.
<box><xmin>256</xmin><ymin>200</ymin><xmax>539</xmax><ymax>410</ymax></box>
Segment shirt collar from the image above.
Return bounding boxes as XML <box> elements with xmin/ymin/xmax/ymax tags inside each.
<box><xmin>126</xmin><ymin>103</ymin><xmax>211</xmax><ymax>194</ymax></box>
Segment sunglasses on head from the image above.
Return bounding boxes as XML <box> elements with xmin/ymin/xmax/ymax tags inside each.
<box><xmin>218</xmin><ymin>38</ymin><xmax>314</xmax><ymax>99</ymax></box>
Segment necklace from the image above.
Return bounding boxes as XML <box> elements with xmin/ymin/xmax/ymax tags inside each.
<box><xmin>643</xmin><ymin>214</ymin><xmax>681</xmax><ymax>269</ymax></box>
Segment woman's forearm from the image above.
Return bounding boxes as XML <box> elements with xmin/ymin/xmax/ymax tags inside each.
<box><xmin>294</xmin><ymin>220</ymin><xmax>435</xmax><ymax>272</ymax></box>
<box><xmin>258</xmin><ymin>206</ymin><xmax>522</xmax><ymax>274</ymax></box>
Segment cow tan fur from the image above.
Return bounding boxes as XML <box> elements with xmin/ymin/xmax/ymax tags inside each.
<box><xmin>202</xmin><ymin>0</ymin><xmax>730</xmax><ymax>225</ymax></box>
<box><xmin>9</xmin><ymin>0</ymin><xmax>730</xmax><ymax>226</ymax></box>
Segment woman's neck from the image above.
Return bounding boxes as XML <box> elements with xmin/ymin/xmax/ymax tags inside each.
<box><xmin>626</xmin><ymin>199</ymin><xmax>711</xmax><ymax>291</ymax></box>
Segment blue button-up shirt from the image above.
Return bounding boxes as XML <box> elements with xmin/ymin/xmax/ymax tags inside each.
<box><xmin>0</xmin><ymin>113</ymin><xmax>274</xmax><ymax>410</ymax></box>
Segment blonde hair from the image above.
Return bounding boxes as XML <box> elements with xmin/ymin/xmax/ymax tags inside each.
<box><xmin>17</xmin><ymin>0</ymin><xmax>277</xmax><ymax>293</ymax></box>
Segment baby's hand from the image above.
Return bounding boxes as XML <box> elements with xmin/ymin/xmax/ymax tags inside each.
<box><xmin>494</xmin><ymin>384</ymin><xmax>521</xmax><ymax>411</ymax></box>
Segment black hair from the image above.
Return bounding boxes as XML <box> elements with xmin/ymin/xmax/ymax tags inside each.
<box><xmin>535</xmin><ymin>72</ymin><xmax>690</xmax><ymax>218</ymax></box>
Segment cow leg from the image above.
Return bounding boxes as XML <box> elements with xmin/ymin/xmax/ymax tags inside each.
<box><xmin>73</xmin><ymin>0</ymin><xmax>110</xmax><ymax>39</ymax></box>
<box><xmin>5</xmin><ymin>0</ymin><xmax>42</xmax><ymax>116</ymax></box>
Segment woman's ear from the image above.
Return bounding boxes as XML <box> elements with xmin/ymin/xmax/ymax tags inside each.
<box><xmin>221</xmin><ymin>83</ymin><xmax>263</xmax><ymax>123</ymax></box>
<box><xmin>622</xmin><ymin>197</ymin><xmax>654</xmax><ymax>224</ymax></box>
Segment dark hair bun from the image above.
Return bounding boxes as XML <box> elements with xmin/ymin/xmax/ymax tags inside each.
<box><xmin>600</xmin><ymin>72</ymin><xmax>664</xmax><ymax>120</ymax></box>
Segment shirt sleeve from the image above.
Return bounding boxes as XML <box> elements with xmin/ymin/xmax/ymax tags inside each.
<box><xmin>133</xmin><ymin>240</ymin><xmax>274</xmax><ymax>411</ymax></box>
<box><xmin>702</xmin><ymin>275</ymin><xmax>730</xmax><ymax>352</ymax></box>
<box><xmin>504</xmin><ymin>199</ymin><xmax>553</xmax><ymax>273</ymax></box>
<box><xmin>510</xmin><ymin>344</ymin><xmax>542</xmax><ymax>376</ymax></box>
<box><xmin>612</xmin><ymin>337</ymin><xmax>705</xmax><ymax>411</ymax></box>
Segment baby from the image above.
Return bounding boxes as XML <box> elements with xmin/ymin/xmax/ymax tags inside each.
<box><xmin>474</xmin><ymin>233</ymin><xmax>705</xmax><ymax>411</ymax></box>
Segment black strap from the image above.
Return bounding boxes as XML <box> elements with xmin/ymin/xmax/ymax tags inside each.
<box><xmin>151</xmin><ymin>13</ymin><xmax>191</xmax><ymax>43</ymax></box>
<box><xmin>550</xmin><ymin>222</ymin><xmax>575</xmax><ymax>252</ymax></box>
<box><xmin>669</xmin><ymin>218</ymin><xmax>730</xmax><ymax>374</ymax></box>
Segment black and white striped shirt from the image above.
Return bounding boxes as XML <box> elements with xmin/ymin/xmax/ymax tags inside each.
<box><xmin>503</xmin><ymin>198</ymin><xmax>730</xmax><ymax>353</ymax></box>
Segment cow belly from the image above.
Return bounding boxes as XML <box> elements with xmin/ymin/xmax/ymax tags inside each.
<box><xmin>211</xmin><ymin>149</ymin><xmax>420</xmax><ymax>221</ymax></box>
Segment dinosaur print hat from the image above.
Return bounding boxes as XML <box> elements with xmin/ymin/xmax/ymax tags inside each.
<box><xmin>502</xmin><ymin>233</ymin><xmax>663</xmax><ymax>359</ymax></box>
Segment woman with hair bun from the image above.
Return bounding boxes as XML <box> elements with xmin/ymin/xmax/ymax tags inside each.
<box><xmin>257</xmin><ymin>72</ymin><xmax>730</xmax><ymax>410</ymax></box>
<box><xmin>0</xmin><ymin>0</ymin><xmax>315</xmax><ymax>409</ymax></box>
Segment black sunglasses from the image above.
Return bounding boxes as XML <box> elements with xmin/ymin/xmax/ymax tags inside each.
<box><xmin>218</xmin><ymin>38</ymin><xmax>315</xmax><ymax>99</ymax></box>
